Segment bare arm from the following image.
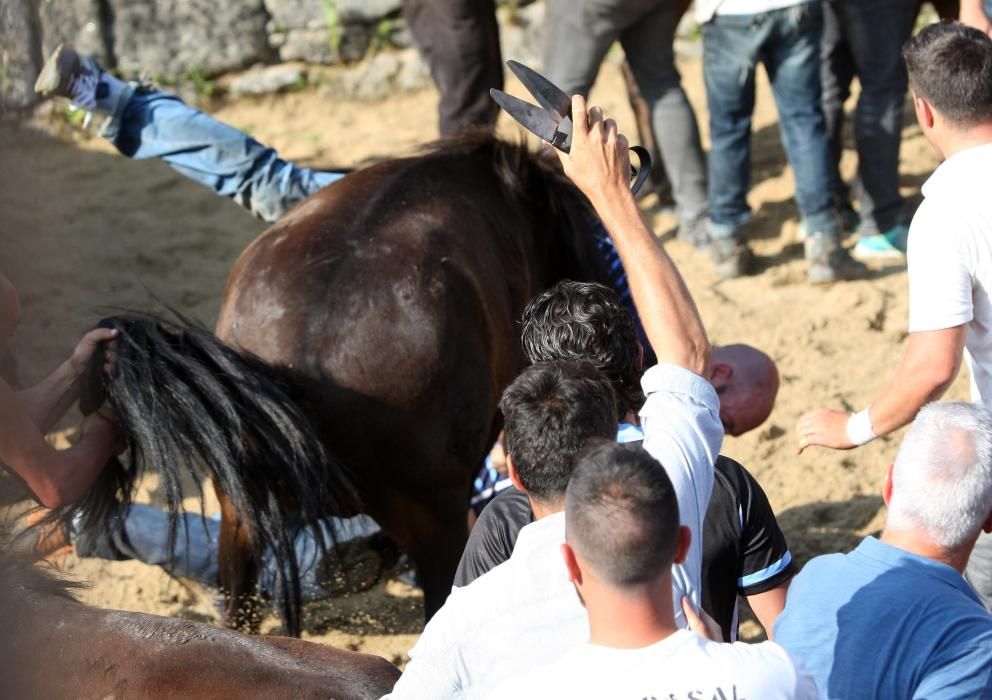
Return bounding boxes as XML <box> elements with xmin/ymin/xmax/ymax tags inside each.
<box><xmin>1</xmin><ymin>376</ymin><xmax>122</xmax><ymax>508</ymax></box>
<box><xmin>555</xmin><ymin>96</ymin><xmax>711</xmax><ymax>377</ymax></box>
<box><xmin>746</xmin><ymin>583</ymin><xmax>790</xmax><ymax>639</ymax></box>
<box><xmin>797</xmin><ymin>326</ymin><xmax>965</xmax><ymax>452</ymax></box>
<box><xmin>17</xmin><ymin>327</ymin><xmax>117</xmax><ymax>433</ymax></box>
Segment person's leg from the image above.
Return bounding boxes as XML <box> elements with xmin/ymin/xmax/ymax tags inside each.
<box><xmin>702</xmin><ymin>13</ymin><xmax>763</xmax><ymax>277</ymax></box>
<box><xmin>820</xmin><ymin>0</ymin><xmax>856</xmax><ymax>216</ymax></box>
<box><xmin>36</xmin><ymin>46</ymin><xmax>341</xmax><ymax>224</ymax></box>
<box><xmin>401</xmin><ymin>0</ymin><xmax>502</xmax><ymax>137</ymax></box>
<box><xmin>74</xmin><ymin>504</ymin><xmax>221</xmax><ymax>586</ymax></box>
<box><xmin>104</xmin><ymin>89</ymin><xmax>340</xmax><ymax>224</ymax></box>
<box><xmin>619</xmin><ymin>59</ymin><xmax>675</xmax><ymax>209</ymax></box>
<box><xmin>838</xmin><ymin>0</ymin><xmax>916</xmax><ymax>246</ymax></box>
<box><xmin>542</xmin><ymin>0</ymin><xmax>622</xmax><ymax>99</ymax></box>
<box><xmin>620</xmin><ymin>0</ymin><xmax>709</xmax><ymax>239</ymax></box>
<box><xmin>763</xmin><ymin>2</ymin><xmax>866</xmax><ymax>283</ymax></box>
<box><xmin>75</xmin><ymin>503</ymin><xmax>384</xmax><ymax>600</ymax></box>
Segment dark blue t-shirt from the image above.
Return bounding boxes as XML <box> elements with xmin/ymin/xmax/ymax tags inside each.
<box><xmin>775</xmin><ymin>537</ymin><xmax>992</xmax><ymax>699</ymax></box>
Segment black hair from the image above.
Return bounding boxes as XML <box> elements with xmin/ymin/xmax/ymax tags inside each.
<box><xmin>903</xmin><ymin>20</ymin><xmax>992</xmax><ymax>127</ymax></box>
<box><xmin>63</xmin><ymin>311</ymin><xmax>358</xmax><ymax>636</ymax></box>
<box><xmin>520</xmin><ymin>280</ymin><xmax>643</xmax><ymax>416</ymax></box>
<box><xmin>565</xmin><ymin>442</ymin><xmax>680</xmax><ymax>586</ymax></box>
<box><xmin>499</xmin><ymin>360</ymin><xmax>618</xmax><ymax>503</ymax></box>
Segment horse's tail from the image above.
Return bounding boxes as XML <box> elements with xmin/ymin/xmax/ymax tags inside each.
<box><xmin>70</xmin><ymin>310</ymin><xmax>358</xmax><ymax>635</ymax></box>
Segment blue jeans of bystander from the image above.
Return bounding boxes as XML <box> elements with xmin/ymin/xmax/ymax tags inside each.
<box><xmin>703</xmin><ymin>2</ymin><xmax>836</xmax><ymax>241</ymax></box>
<box><xmin>102</xmin><ymin>86</ymin><xmax>342</xmax><ymax>223</ymax></box>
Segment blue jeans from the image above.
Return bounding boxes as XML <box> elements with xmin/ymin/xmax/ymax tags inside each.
<box><xmin>75</xmin><ymin>504</ymin><xmax>382</xmax><ymax>601</ymax></box>
<box><xmin>102</xmin><ymin>86</ymin><xmax>342</xmax><ymax>223</ymax></box>
<box><xmin>703</xmin><ymin>2</ymin><xmax>836</xmax><ymax>241</ymax></box>
<box><xmin>821</xmin><ymin>0</ymin><xmax>915</xmax><ymax>236</ymax></box>
<box><xmin>543</xmin><ymin>0</ymin><xmax>709</xmax><ymax>228</ymax></box>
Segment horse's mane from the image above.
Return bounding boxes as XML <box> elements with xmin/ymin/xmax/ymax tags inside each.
<box><xmin>0</xmin><ymin>521</ymin><xmax>81</xmax><ymax>605</ymax></box>
<box><xmin>414</xmin><ymin>129</ymin><xmax>616</xmax><ymax>288</ymax></box>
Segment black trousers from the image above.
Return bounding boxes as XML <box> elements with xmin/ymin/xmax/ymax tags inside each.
<box><xmin>402</xmin><ymin>0</ymin><xmax>503</xmax><ymax>136</ymax></box>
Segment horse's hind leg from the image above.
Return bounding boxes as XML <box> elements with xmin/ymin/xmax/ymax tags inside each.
<box><xmin>215</xmin><ymin>485</ymin><xmax>262</xmax><ymax>633</ymax></box>
<box><xmin>405</xmin><ymin>490</ymin><xmax>469</xmax><ymax>620</ymax></box>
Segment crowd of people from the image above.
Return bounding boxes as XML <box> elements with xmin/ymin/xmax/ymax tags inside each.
<box><xmin>4</xmin><ymin>3</ymin><xmax>992</xmax><ymax>699</ymax></box>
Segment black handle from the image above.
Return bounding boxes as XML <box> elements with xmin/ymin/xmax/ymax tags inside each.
<box><xmin>629</xmin><ymin>145</ymin><xmax>651</xmax><ymax>196</ymax></box>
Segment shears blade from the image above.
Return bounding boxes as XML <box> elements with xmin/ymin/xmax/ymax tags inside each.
<box><xmin>490</xmin><ymin>88</ymin><xmax>573</xmax><ymax>151</ymax></box>
<box><xmin>491</xmin><ymin>60</ymin><xmax>652</xmax><ymax>194</ymax></box>
<box><xmin>506</xmin><ymin>59</ymin><xmax>572</xmax><ymax>118</ymax></box>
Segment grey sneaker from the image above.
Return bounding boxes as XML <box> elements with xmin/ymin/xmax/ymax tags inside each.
<box><xmin>34</xmin><ymin>44</ymin><xmax>102</xmax><ymax>111</ymax></box>
<box><xmin>709</xmin><ymin>238</ymin><xmax>752</xmax><ymax>279</ymax></box>
<box><xmin>677</xmin><ymin>216</ymin><xmax>710</xmax><ymax>249</ymax></box>
<box><xmin>805</xmin><ymin>234</ymin><xmax>870</xmax><ymax>284</ymax></box>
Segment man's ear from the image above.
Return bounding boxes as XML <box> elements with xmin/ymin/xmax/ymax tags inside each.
<box><xmin>507</xmin><ymin>454</ymin><xmax>526</xmax><ymax>493</ymax></box>
<box><xmin>561</xmin><ymin>542</ymin><xmax>582</xmax><ymax>585</ymax></box>
<box><xmin>915</xmin><ymin>93</ymin><xmax>935</xmax><ymax>130</ymax></box>
<box><xmin>709</xmin><ymin>362</ymin><xmax>733</xmax><ymax>389</ymax></box>
<box><xmin>672</xmin><ymin>526</ymin><xmax>692</xmax><ymax>565</ymax></box>
<box><xmin>883</xmin><ymin>464</ymin><xmax>895</xmax><ymax>507</ymax></box>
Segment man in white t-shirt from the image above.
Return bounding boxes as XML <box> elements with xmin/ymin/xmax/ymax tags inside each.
<box><xmin>490</xmin><ymin>442</ymin><xmax>815</xmax><ymax>700</ymax></box>
<box><xmin>384</xmin><ymin>96</ymin><xmax>722</xmax><ymax>698</ymax></box>
<box><xmin>797</xmin><ymin>22</ymin><xmax>992</xmax><ymax>607</ymax></box>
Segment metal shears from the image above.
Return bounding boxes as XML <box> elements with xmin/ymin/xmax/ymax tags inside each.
<box><xmin>490</xmin><ymin>60</ymin><xmax>652</xmax><ymax>195</ymax></box>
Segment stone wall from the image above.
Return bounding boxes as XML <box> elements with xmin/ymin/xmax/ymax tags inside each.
<box><xmin>0</xmin><ymin>0</ymin><xmax>546</xmax><ymax>111</ymax></box>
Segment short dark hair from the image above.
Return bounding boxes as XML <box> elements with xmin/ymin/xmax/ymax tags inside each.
<box><xmin>520</xmin><ymin>280</ymin><xmax>643</xmax><ymax>416</ymax></box>
<box><xmin>500</xmin><ymin>360</ymin><xmax>618</xmax><ymax>502</ymax></box>
<box><xmin>903</xmin><ymin>21</ymin><xmax>992</xmax><ymax>127</ymax></box>
<box><xmin>565</xmin><ymin>442</ymin><xmax>680</xmax><ymax>586</ymax></box>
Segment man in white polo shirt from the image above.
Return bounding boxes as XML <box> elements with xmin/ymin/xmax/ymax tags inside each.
<box><xmin>797</xmin><ymin>21</ymin><xmax>992</xmax><ymax>608</ymax></box>
<box><xmin>384</xmin><ymin>95</ymin><xmax>722</xmax><ymax>698</ymax></box>
<box><xmin>490</xmin><ymin>442</ymin><xmax>816</xmax><ymax>699</ymax></box>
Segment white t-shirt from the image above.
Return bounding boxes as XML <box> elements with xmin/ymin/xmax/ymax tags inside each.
<box><xmin>696</xmin><ymin>0</ymin><xmax>813</xmax><ymax>23</ymax></box>
<box><xmin>907</xmin><ymin>142</ymin><xmax>992</xmax><ymax>406</ymax></box>
<box><xmin>384</xmin><ymin>364</ymin><xmax>723</xmax><ymax>699</ymax></box>
<box><xmin>487</xmin><ymin>629</ymin><xmax>818</xmax><ymax>700</ymax></box>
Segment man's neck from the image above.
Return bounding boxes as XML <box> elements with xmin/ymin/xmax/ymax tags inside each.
<box><xmin>585</xmin><ymin>576</ymin><xmax>679</xmax><ymax>649</ymax></box>
<box><xmin>937</xmin><ymin>124</ymin><xmax>992</xmax><ymax>160</ymax></box>
<box><xmin>879</xmin><ymin>528</ymin><xmax>971</xmax><ymax>573</ymax></box>
<box><xmin>529</xmin><ymin>496</ymin><xmax>564</xmax><ymax>520</ymax></box>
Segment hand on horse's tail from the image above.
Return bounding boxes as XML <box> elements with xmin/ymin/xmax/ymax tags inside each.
<box><xmin>553</xmin><ymin>94</ymin><xmax>635</xmax><ymax>214</ymax></box>
<box><xmin>70</xmin><ymin>327</ymin><xmax>118</xmax><ymax>377</ymax></box>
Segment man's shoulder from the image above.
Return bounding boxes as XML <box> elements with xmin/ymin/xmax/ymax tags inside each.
<box><xmin>454</xmin><ymin>487</ymin><xmax>533</xmax><ymax>587</ymax></box>
<box><xmin>911</xmin><ymin>186</ymin><xmax>992</xmax><ymax>249</ymax></box>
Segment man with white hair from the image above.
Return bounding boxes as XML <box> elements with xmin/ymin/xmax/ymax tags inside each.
<box><xmin>775</xmin><ymin>401</ymin><xmax>992</xmax><ymax>699</ymax></box>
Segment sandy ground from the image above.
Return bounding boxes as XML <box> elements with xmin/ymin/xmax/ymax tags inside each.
<box><xmin>0</xmin><ymin>51</ymin><xmax>969</xmax><ymax>664</ymax></box>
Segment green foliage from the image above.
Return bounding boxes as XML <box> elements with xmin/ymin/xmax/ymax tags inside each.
<box><xmin>183</xmin><ymin>65</ymin><xmax>215</xmax><ymax>99</ymax></box>
<box><xmin>0</xmin><ymin>53</ymin><xmax>10</xmax><ymax>102</ymax></box>
<box><xmin>321</xmin><ymin>0</ymin><xmax>342</xmax><ymax>60</ymax></box>
<box><xmin>376</xmin><ymin>17</ymin><xmax>394</xmax><ymax>45</ymax></box>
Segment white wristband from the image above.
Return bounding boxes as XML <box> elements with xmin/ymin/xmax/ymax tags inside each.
<box><xmin>846</xmin><ymin>408</ymin><xmax>876</xmax><ymax>446</ymax></box>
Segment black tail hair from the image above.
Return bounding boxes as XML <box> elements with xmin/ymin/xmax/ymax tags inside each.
<box><xmin>67</xmin><ymin>309</ymin><xmax>359</xmax><ymax>635</ymax></box>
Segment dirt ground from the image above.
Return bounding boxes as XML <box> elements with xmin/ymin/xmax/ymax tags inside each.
<box><xmin>0</xmin><ymin>51</ymin><xmax>969</xmax><ymax>665</ymax></box>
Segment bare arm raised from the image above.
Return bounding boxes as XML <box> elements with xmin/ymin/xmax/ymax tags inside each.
<box><xmin>553</xmin><ymin>95</ymin><xmax>711</xmax><ymax>378</ymax></box>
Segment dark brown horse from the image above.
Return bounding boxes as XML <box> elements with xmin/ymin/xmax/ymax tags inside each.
<box><xmin>0</xmin><ymin>529</ymin><xmax>400</xmax><ymax>699</ymax></box>
<box><xmin>78</xmin><ymin>132</ymin><xmax>612</xmax><ymax>634</ymax></box>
